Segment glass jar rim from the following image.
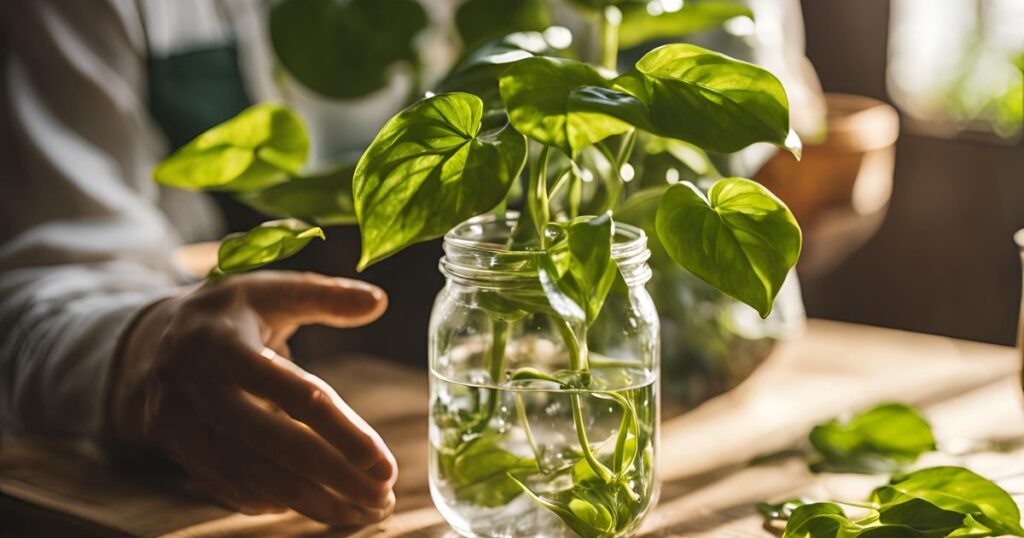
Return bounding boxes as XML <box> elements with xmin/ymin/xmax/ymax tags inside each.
<box><xmin>440</xmin><ymin>212</ymin><xmax>652</xmax><ymax>288</ymax></box>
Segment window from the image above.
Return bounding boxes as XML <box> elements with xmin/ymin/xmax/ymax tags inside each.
<box><xmin>888</xmin><ymin>0</ymin><xmax>1023</xmax><ymax>138</ymax></box>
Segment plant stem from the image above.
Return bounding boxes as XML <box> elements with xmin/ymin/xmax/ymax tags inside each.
<box><xmin>515</xmin><ymin>393</ymin><xmax>542</xmax><ymax>462</ymax></box>
<box><xmin>596</xmin><ymin>142</ymin><xmax>624</xmax><ymax>213</ymax></box>
<box><xmin>617</xmin><ymin>129</ymin><xmax>638</xmax><ymax>168</ymax></box>
<box><xmin>568</xmin><ymin>171</ymin><xmax>582</xmax><ymax>219</ymax></box>
<box><xmin>470</xmin><ymin>318</ymin><xmax>509</xmax><ymax>434</ymax></box>
<box><xmin>554</xmin><ymin>317</ymin><xmax>614</xmax><ymax>482</ymax></box>
<box><xmin>547</xmin><ymin>166</ymin><xmax>573</xmax><ymax>199</ymax></box>
<box><xmin>572</xmin><ymin>393</ymin><xmax>614</xmax><ymax>482</ymax></box>
<box><xmin>529</xmin><ymin>146</ymin><xmax>552</xmax><ymax>245</ymax></box>
<box><xmin>555</xmin><ymin>318</ymin><xmax>588</xmax><ymax>371</ymax></box>
<box><xmin>598</xmin><ymin>6</ymin><xmax>622</xmax><ymax>72</ymax></box>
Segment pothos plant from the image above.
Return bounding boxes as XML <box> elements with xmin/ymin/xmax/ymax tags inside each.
<box><xmin>154</xmin><ymin>1</ymin><xmax>802</xmax><ymax>535</ymax></box>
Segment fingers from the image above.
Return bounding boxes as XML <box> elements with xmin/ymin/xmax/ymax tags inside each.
<box><xmin>192</xmin><ymin>385</ymin><xmax>394</xmax><ymax>508</ymax></box>
<box><xmin>210</xmin><ymin>332</ymin><xmax>397</xmax><ymax>480</ymax></box>
<box><xmin>210</xmin><ymin>437</ymin><xmax>394</xmax><ymax>526</ymax></box>
<box><xmin>152</xmin><ymin>397</ymin><xmax>285</xmax><ymax>514</ymax></box>
<box><xmin>231</xmin><ymin>271</ymin><xmax>388</xmax><ymax>328</ymax></box>
<box><xmin>171</xmin><ymin>417</ymin><xmax>392</xmax><ymax>525</ymax></box>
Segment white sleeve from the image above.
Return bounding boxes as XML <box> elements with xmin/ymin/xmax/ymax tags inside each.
<box><xmin>0</xmin><ymin>0</ymin><xmax>190</xmax><ymax>437</ymax></box>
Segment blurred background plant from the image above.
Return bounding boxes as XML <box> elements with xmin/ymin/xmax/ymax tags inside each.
<box><xmin>888</xmin><ymin>0</ymin><xmax>1023</xmax><ymax>140</ymax></box>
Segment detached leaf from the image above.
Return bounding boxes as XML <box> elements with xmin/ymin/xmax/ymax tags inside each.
<box><xmin>539</xmin><ymin>213</ymin><xmax>618</xmax><ymax>324</ymax></box>
<box><xmin>500</xmin><ymin>57</ymin><xmax>632</xmax><ymax>155</ymax></box>
<box><xmin>618</xmin><ymin>0</ymin><xmax>753</xmax><ymax>49</ymax></box>
<box><xmin>875</xmin><ymin>496</ymin><xmax>966</xmax><ymax>535</ymax></box>
<box><xmin>237</xmin><ymin>163</ymin><xmax>356</xmax><ymax>226</ymax></box>
<box><xmin>630</xmin><ymin>44</ymin><xmax>801</xmax><ymax>156</ymax></box>
<box><xmin>656</xmin><ymin>178</ymin><xmax>801</xmax><ymax>317</ymax></box>
<box><xmin>455</xmin><ymin>0</ymin><xmax>551</xmax><ymax>49</ymax></box>
<box><xmin>216</xmin><ymin>220</ymin><xmax>324</xmax><ymax>275</ymax></box>
<box><xmin>353</xmin><ymin>93</ymin><xmax>527</xmax><ymax>269</ymax></box>
<box><xmin>873</xmin><ymin>467</ymin><xmax>1024</xmax><ymax>537</ymax></box>
<box><xmin>154</xmin><ymin>103</ymin><xmax>309</xmax><ymax>191</ymax></box>
<box><xmin>809</xmin><ymin>403</ymin><xmax>936</xmax><ymax>474</ymax></box>
<box><xmin>782</xmin><ymin>502</ymin><xmax>854</xmax><ymax>538</ymax></box>
<box><xmin>270</xmin><ymin>0</ymin><xmax>427</xmax><ymax>99</ymax></box>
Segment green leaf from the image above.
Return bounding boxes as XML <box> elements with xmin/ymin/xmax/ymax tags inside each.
<box><xmin>154</xmin><ymin>103</ymin><xmax>309</xmax><ymax>191</ymax></box>
<box><xmin>875</xmin><ymin>496</ymin><xmax>966</xmax><ymax>535</ymax></box>
<box><xmin>508</xmin><ymin>475</ymin><xmax>617</xmax><ymax>538</ymax></box>
<box><xmin>569</xmin><ymin>496</ymin><xmax>616</xmax><ymax>535</ymax></box>
<box><xmin>568</xmin><ymin>85</ymin><xmax>654</xmax><ymax>133</ymax></box>
<box><xmin>655</xmin><ymin>178</ymin><xmax>801</xmax><ymax>317</ymax></box>
<box><xmin>500</xmin><ymin>57</ymin><xmax>632</xmax><ymax>155</ymax></box>
<box><xmin>782</xmin><ymin>502</ymin><xmax>853</xmax><ymax>538</ymax></box>
<box><xmin>353</xmin><ymin>93</ymin><xmax>527</xmax><ymax>269</ymax></box>
<box><xmin>455</xmin><ymin>0</ymin><xmax>551</xmax><ymax>49</ymax></box>
<box><xmin>447</xmin><ymin>434</ymin><xmax>536</xmax><ymax>507</ymax></box>
<box><xmin>630</xmin><ymin>44</ymin><xmax>801</xmax><ymax>156</ymax></box>
<box><xmin>809</xmin><ymin>403</ymin><xmax>936</xmax><ymax>474</ymax></box>
<box><xmin>873</xmin><ymin>467</ymin><xmax>1024</xmax><ymax>536</ymax></box>
<box><xmin>237</xmin><ymin>163</ymin><xmax>356</xmax><ymax>226</ymax></box>
<box><xmin>269</xmin><ymin>0</ymin><xmax>427</xmax><ymax>99</ymax></box>
<box><xmin>618</xmin><ymin>1</ymin><xmax>753</xmax><ymax>49</ymax></box>
<box><xmin>215</xmin><ymin>219</ymin><xmax>324</xmax><ymax>275</ymax></box>
<box><xmin>539</xmin><ymin>213</ymin><xmax>618</xmax><ymax>324</ymax></box>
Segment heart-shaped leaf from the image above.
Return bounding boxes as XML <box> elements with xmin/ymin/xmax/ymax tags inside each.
<box><xmin>353</xmin><ymin>93</ymin><xmax>527</xmax><ymax>269</ymax></box>
<box><xmin>215</xmin><ymin>219</ymin><xmax>324</xmax><ymax>275</ymax></box>
<box><xmin>270</xmin><ymin>0</ymin><xmax>427</xmax><ymax>99</ymax></box>
<box><xmin>873</xmin><ymin>467</ymin><xmax>1024</xmax><ymax>537</ymax></box>
<box><xmin>782</xmin><ymin>502</ymin><xmax>853</xmax><ymax>538</ymax></box>
<box><xmin>539</xmin><ymin>213</ymin><xmax>618</xmax><ymax>324</ymax></box>
<box><xmin>631</xmin><ymin>44</ymin><xmax>801</xmax><ymax>156</ymax></box>
<box><xmin>655</xmin><ymin>178</ymin><xmax>801</xmax><ymax>317</ymax></box>
<box><xmin>809</xmin><ymin>403</ymin><xmax>936</xmax><ymax>474</ymax></box>
<box><xmin>500</xmin><ymin>57</ymin><xmax>632</xmax><ymax>155</ymax></box>
<box><xmin>154</xmin><ymin>103</ymin><xmax>308</xmax><ymax>191</ymax></box>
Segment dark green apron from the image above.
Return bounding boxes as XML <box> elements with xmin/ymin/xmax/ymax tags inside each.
<box><xmin>146</xmin><ymin>42</ymin><xmax>262</xmax><ymax>227</ymax></box>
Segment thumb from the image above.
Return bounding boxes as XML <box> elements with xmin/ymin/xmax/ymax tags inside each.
<box><xmin>232</xmin><ymin>271</ymin><xmax>387</xmax><ymax>328</ymax></box>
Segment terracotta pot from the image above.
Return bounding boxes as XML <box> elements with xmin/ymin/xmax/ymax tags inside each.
<box><xmin>756</xmin><ymin>93</ymin><xmax>900</xmax><ymax>275</ymax></box>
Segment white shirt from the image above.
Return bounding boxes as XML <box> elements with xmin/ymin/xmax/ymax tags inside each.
<box><xmin>0</xmin><ymin>0</ymin><xmax>444</xmax><ymax>437</ymax></box>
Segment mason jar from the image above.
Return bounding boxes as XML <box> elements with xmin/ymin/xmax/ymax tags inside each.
<box><xmin>428</xmin><ymin>214</ymin><xmax>660</xmax><ymax>538</ymax></box>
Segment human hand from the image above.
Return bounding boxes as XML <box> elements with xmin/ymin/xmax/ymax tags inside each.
<box><xmin>106</xmin><ymin>271</ymin><xmax>396</xmax><ymax>526</ymax></box>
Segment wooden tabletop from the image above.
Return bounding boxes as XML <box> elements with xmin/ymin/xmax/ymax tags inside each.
<box><xmin>2</xmin><ymin>320</ymin><xmax>1022</xmax><ymax>537</ymax></box>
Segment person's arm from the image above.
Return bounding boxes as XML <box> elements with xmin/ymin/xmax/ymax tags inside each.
<box><xmin>0</xmin><ymin>1</ymin><xmax>397</xmax><ymax>524</ymax></box>
<box><xmin>0</xmin><ymin>0</ymin><xmax>188</xmax><ymax>438</ymax></box>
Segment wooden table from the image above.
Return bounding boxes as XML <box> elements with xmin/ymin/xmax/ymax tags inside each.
<box><xmin>2</xmin><ymin>320</ymin><xmax>1022</xmax><ymax>537</ymax></box>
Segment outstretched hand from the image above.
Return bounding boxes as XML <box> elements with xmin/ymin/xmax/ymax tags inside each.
<box><xmin>107</xmin><ymin>271</ymin><xmax>396</xmax><ymax>526</ymax></box>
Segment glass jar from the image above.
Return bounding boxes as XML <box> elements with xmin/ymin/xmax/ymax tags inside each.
<box><xmin>429</xmin><ymin>214</ymin><xmax>660</xmax><ymax>538</ymax></box>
